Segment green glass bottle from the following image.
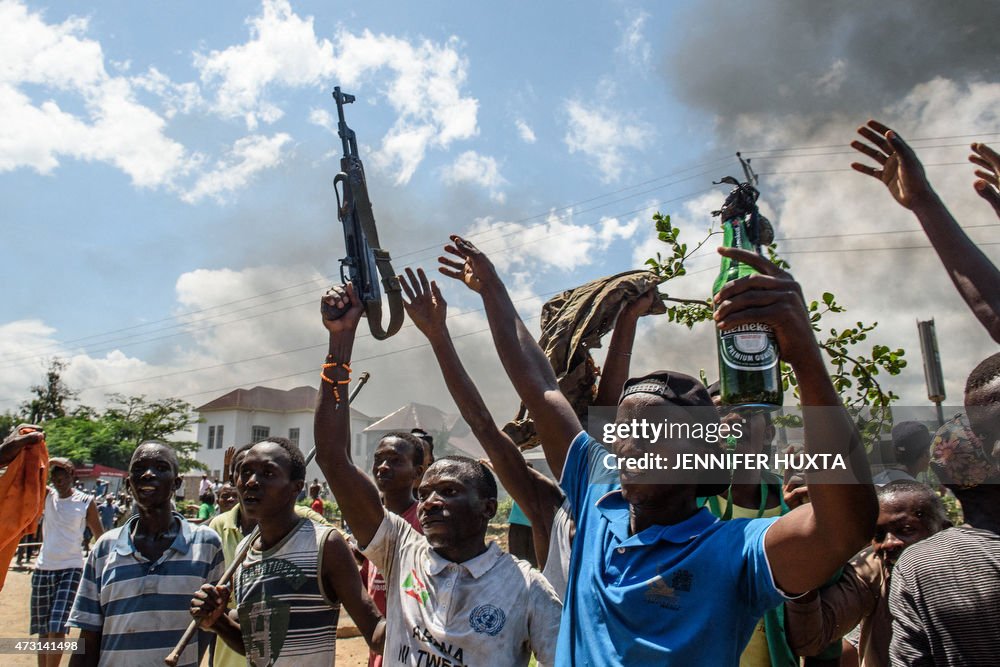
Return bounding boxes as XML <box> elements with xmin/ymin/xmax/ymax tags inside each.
<box><xmin>713</xmin><ymin>213</ymin><xmax>783</xmax><ymax>408</ymax></box>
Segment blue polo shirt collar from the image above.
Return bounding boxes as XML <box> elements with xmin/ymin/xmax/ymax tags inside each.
<box><xmin>594</xmin><ymin>490</ymin><xmax>718</xmax><ymax>545</ymax></box>
<box><xmin>114</xmin><ymin>512</ymin><xmax>192</xmax><ymax>557</ymax></box>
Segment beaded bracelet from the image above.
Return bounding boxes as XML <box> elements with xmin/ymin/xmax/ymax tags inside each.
<box><xmin>321</xmin><ymin>362</ymin><xmax>352</xmax><ymax>403</ymax></box>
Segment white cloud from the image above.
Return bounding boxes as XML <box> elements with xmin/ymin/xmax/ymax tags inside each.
<box><xmin>617</xmin><ymin>9</ymin><xmax>651</xmax><ymax>68</ymax></box>
<box><xmin>814</xmin><ymin>59</ymin><xmax>847</xmax><ymax>96</ymax></box>
<box><xmin>441</xmin><ymin>150</ymin><xmax>507</xmax><ymax>202</ymax></box>
<box><xmin>598</xmin><ymin>215</ymin><xmax>640</xmax><ymax>244</ymax></box>
<box><xmin>182</xmin><ymin>133</ymin><xmax>291</xmax><ymax>204</ymax></box>
<box><xmin>515</xmin><ymin>118</ymin><xmax>536</xmax><ymax>144</ymax></box>
<box><xmin>308</xmin><ymin>107</ymin><xmax>335</xmax><ymax>132</ymax></box>
<box><xmin>194</xmin><ymin>1</ymin><xmax>479</xmax><ymax>184</ymax></box>
<box><xmin>0</xmin><ymin>1</ymin><xmax>196</xmax><ymax>188</ymax></box>
<box><xmin>563</xmin><ymin>98</ymin><xmax>653</xmax><ymax>183</ymax></box>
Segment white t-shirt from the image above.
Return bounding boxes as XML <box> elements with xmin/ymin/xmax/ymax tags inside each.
<box><xmin>540</xmin><ymin>500</ymin><xmax>572</xmax><ymax>603</ymax></box>
<box><xmin>37</xmin><ymin>489</ymin><xmax>92</xmax><ymax>570</ymax></box>
<box><xmin>362</xmin><ymin>512</ymin><xmax>562</xmax><ymax>667</ymax></box>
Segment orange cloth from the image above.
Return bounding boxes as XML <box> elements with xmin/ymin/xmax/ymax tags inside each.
<box><xmin>0</xmin><ymin>437</ymin><xmax>49</xmax><ymax>591</ymax></box>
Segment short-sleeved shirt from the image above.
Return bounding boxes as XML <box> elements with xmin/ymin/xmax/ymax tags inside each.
<box><xmin>889</xmin><ymin>526</ymin><xmax>1000</xmax><ymax>666</ymax></box>
<box><xmin>362</xmin><ymin>502</ymin><xmax>421</xmax><ymax>667</ymax></box>
<box><xmin>37</xmin><ymin>489</ymin><xmax>93</xmax><ymax>570</ymax></box>
<box><xmin>361</xmin><ymin>511</ymin><xmax>562</xmax><ymax>667</ymax></box>
<box><xmin>209</xmin><ymin>504</ymin><xmax>330</xmax><ymax>667</ymax></box>
<box><xmin>98</xmin><ymin>503</ymin><xmax>117</xmax><ymax>529</ymax></box>
<box><xmin>540</xmin><ymin>500</ymin><xmax>572</xmax><ymax>602</ymax></box>
<box><xmin>68</xmin><ymin>513</ymin><xmax>225</xmax><ymax>667</ymax></box>
<box><xmin>507</xmin><ymin>501</ymin><xmax>531</xmax><ymax>527</ymax></box>
<box><xmin>558</xmin><ymin>432</ymin><xmax>787</xmax><ymax>666</ymax></box>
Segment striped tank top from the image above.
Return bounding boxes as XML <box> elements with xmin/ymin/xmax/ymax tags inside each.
<box><xmin>235</xmin><ymin>518</ymin><xmax>340</xmax><ymax>666</ymax></box>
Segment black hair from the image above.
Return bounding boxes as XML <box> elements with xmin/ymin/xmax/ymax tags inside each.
<box><xmin>381</xmin><ymin>431</ymin><xmax>427</xmax><ymax>467</ymax></box>
<box><xmin>411</xmin><ymin>428</ymin><xmax>435</xmax><ymax>452</ymax></box>
<box><xmin>877</xmin><ymin>480</ymin><xmax>949</xmax><ymax>531</ymax></box>
<box><xmin>252</xmin><ymin>437</ymin><xmax>306</xmax><ymax>481</ymax></box>
<box><xmin>199</xmin><ymin>491</ymin><xmax>215</xmax><ymax>505</ymax></box>
<box><xmin>131</xmin><ymin>441</ymin><xmax>179</xmax><ymax>475</ymax></box>
<box><xmin>966</xmin><ymin>352</ymin><xmax>1000</xmax><ymax>398</ymax></box>
<box><xmin>431</xmin><ymin>455</ymin><xmax>498</xmax><ymax>500</ymax></box>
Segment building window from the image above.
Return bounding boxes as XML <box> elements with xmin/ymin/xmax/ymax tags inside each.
<box><xmin>207</xmin><ymin>425</ymin><xmax>216</xmax><ymax>450</ymax></box>
<box><xmin>216</xmin><ymin>425</ymin><xmax>224</xmax><ymax>449</ymax></box>
<box><xmin>288</xmin><ymin>428</ymin><xmax>300</xmax><ymax>447</ymax></box>
<box><xmin>251</xmin><ymin>426</ymin><xmax>270</xmax><ymax>443</ymax></box>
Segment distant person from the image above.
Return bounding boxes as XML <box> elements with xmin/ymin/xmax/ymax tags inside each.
<box><xmin>197</xmin><ymin>491</ymin><xmax>216</xmax><ymax>522</ymax></box>
<box><xmin>97</xmin><ymin>496</ymin><xmax>118</xmax><ymax>532</ymax></box>
<box><xmin>888</xmin><ymin>353</ymin><xmax>1000</xmax><ymax>665</ymax></box>
<box><xmin>872</xmin><ymin>422</ymin><xmax>932</xmax><ymax>486</ymax></box>
<box><xmin>33</xmin><ymin>458</ymin><xmax>104</xmax><ymax>667</ymax></box>
<box><xmin>309</xmin><ymin>480</ymin><xmax>324</xmax><ymax>515</ymax></box>
<box><xmin>410</xmin><ymin>428</ymin><xmax>435</xmax><ymax>469</ymax></box>
<box><xmin>199</xmin><ymin>474</ymin><xmax>212</xmax><ymax>496</ymax></box>
<box><xmin>216</xmin><ymin>483</ymin><xmax>239</xmax><ymax>514</ymax></box>
<box><xmin>68</xmin><ymin>442</ymin><xmax>224</xmax><ymax>667</ymax></box>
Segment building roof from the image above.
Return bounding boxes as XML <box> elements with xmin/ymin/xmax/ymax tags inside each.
<box><xmin>196</xmin><ymin>385</ymin><xmax>369</xmax><ymax>419</ymax></box>
<box><xmin>363</xmin><ymin>402</ymin><xmax>458</xmax><ymax>433</ymax></box>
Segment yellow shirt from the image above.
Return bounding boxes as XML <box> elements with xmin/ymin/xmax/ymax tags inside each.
<box><xmin>713</xmin><ymin>495</ymin><xmax>784</xmax><ymax>667</ymax></box>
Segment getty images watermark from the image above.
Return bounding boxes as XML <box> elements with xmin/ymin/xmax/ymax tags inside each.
<box><xmin>599</xmin><ymin>417</ymin><xmax>847</xmax><ymax>473</ymax></box>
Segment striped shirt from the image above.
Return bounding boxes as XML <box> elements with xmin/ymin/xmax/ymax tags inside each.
<box><xmin>889</xmin><ymin>526</ymin><xmax>1000</xmax><ymax>666</ymax></box>
<box><xmin>235</xmin><ymin>517</ymin><xmax>340</xmax><ymax>667</ymax></box>
<box><xmin>68</xmin><ymin>513</ymin><xmax>224</xmax><ymax>667</ymax></box>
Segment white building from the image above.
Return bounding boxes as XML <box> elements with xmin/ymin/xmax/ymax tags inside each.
<box><xmin>194</xmin><ymin>385</ymin><xmax>377</xmax><ymax>484</ymax></box>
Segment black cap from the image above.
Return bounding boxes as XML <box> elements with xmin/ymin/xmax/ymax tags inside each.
<box><xmin>892</xmin><ymin>421</ymin><xmax>931</xmax><ymax>459</ymax></box>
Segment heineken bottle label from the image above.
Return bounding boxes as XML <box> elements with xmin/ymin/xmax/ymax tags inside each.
<box><xmin>720</xmin><ymin>323</ymin><xmax>779</xmax><ymax>370</ymax></box>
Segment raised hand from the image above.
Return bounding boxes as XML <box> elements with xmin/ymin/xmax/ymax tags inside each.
<box><xmin>321</xmin><ymin>282</ymin><xmax>364</xmax><ymax>336</ymax></box>
<box><xmin>620</xmin><ymin>286</ymin><xmax>660</xmax><ymax>322</ymax></box>
<box><xmin>399</xmin><ymin>268</ymin><xmax>448</xmax><ymax>339</ymax></box>
<box><xmin>712</xmin><ymin>247</ymin><xmax>818</xmax><ymax>369</ymax></box>
<box><xmin>438</xmin><ymin>235</ymin><xmax>497</xmax><ymax>293</ymax></box>
<box><xmin>970</xmin><ymin>142</ymin><xmax>1000</xmax><ymax>218</ymax></box>
<box><xmin>851</xmin><ymin>120</ymin><xmax>935</xmax><ymax>210</ymax></box>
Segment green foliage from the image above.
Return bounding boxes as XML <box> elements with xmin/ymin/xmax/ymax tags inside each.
<box><xmin>21</xmin><ymin>359</ymin><xmax>77</xmax><ymax>424</ymax></box>
<box><xmin>644</xmin><ymin>212</ymin><xmax>907</xmax><ymax>449</ymax></box>
<box><xmin>496</xmin><ymin>497</ymin><xmax>513</xmax><ymax>523</ymax></box>
<box><xmin>9</xmin><ymin>361</ymin><xmax>205</xmax><ymax>472</ymax></box>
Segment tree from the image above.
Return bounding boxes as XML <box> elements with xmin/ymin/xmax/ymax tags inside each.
<box><xmin>644</xmin><ymin>212</ymin><xmax>906</xmax><ymax>448</ymax></box>
<box><xmin>20</xmin><ymin>358</ymin><xmax>77</xmax><ymax>423</ymax></box>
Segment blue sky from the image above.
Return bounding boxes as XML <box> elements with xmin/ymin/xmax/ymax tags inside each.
<box><xmin>2</xmin><ymin>0</ymin><xmax>998</xmax><ymax>422</ymax></box>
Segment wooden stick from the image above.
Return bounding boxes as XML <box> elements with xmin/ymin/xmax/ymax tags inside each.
<box><xmin>164</xmin><ymin>372</ymin><xmax>370</xmax><ymax>666</ymax></box>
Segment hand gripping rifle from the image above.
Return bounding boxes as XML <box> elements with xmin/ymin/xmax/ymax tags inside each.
<box><xmin>164</xmin><ymin>372</ymin><xmax>371</xmax><ymax>666</ymax></box>
<box><xmin>320</xmin><ymin>87</ymin><xmax>404</xmax><ymax>339</ymax></box>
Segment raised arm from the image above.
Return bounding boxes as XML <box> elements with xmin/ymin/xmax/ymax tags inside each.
<box><xmin>313</xmin><ymin>283</ymin><xmax>385</xmax><ymax>547</ymax></box>
<box><xmin>399</xmin><ymin>268</ymin><xmax>564</xmax><ymax>538</ymax></box>
<box><xmin>713</xmin><ymin>247</ymin><xmax>877</xmax><ymax>595</ymax></box>
<box><xmin>593</xmin><ymin>288</ymin><xmax>658</xmax><ymax>407</ymax></box>
<box><xmin>438</xmin><ymin>236</ymin><xmax>582</xmax><ymax>477</ymax></box>
<box><xmin>852</xmin><ymin>120</ymin><xmax>1000</xmax><ymax>343</ymax></box>
<box><xmin>85</xmin><ymin>500</ymin><xmax>105</xmax><ymax>542</ymax></box>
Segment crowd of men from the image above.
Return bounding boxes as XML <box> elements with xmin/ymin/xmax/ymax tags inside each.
<box><xmin>1</xmin><ymin>122</ymin><xmax>999</xmax><ymax>666</ymax></box>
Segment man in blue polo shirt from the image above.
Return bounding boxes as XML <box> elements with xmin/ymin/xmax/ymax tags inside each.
<box><xmin>439</xmin><ymin>234</ymin><xmax>878</xmax><ymax>666</ymax></box>
<box><xmin>68</xmin><ymin>442</ymin><xmax>224</xmax><ymax>667</ymax></box>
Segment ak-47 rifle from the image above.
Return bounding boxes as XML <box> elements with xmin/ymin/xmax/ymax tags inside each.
<box><xmin>322</xmin><ymin>87</ymin><xmax>404</xmax><ymax>339</ymax></box>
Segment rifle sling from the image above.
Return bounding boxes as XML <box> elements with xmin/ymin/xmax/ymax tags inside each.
<box><xmin>353</xmin><ymin>201</ymin><xmax>404</xmax><ymax>341</ymax></box>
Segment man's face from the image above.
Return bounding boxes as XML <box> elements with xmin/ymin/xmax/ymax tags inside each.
<box><xmin>872</xmin><ymin>493</ymin><xmax>941</xmax><ymax>570</ymax></box>
<box><xmin>127</xmin><ymin>444</ymin><xmax>180</xmax><ymax>510</ymax></box>
<box><xmin>50</xmin><ymin>467</ymin><xmax>73</xmax><ymax>494</ymax></box>
<box><xmin>237</xmin><ymin>442</ymin><xmax>302</xmax><ymax>520</ymax></box>
<box><xmin>966</xmin><ymin>377</ymin><xmax>1000</xmax><ymax>454</ymax></box>
<box><xmin>417</xmin><ymin>462</ymin><xmax>495</xmax><ymax>551</ymax></box>
<box><xmin>613</xmin><ymin>395</ymin><xmax>703</xmax><ymax>508</ymax></box>
<box><xmin>372</xmin><ymin>437</ymin><xmax>422</xmax><ymax>495</ymax></box>
<box><xmin>217</xmin><ymin>485</ymin><xmax>239</xmax><ymax>512</ymax></box>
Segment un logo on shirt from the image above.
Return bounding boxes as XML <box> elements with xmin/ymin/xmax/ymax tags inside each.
<box><xmin>469</xmin><ymin>604</ymin><xmax>506</xmax><ymax>636</ymax></box>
